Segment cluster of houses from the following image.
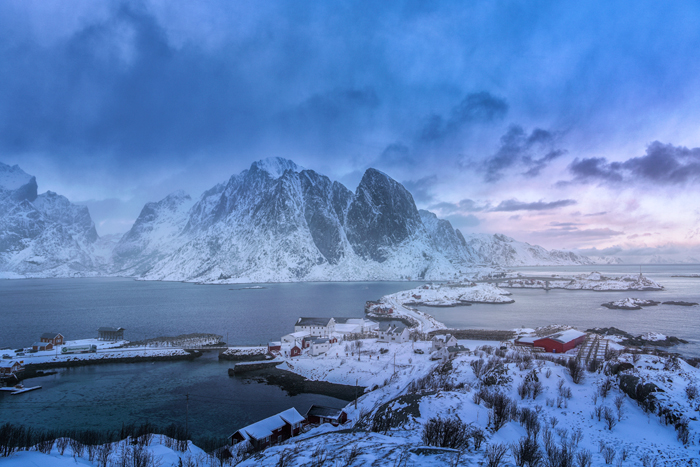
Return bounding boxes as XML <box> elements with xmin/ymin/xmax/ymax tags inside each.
<box><xmin>230</xmin><ymin>405</ymin><xmax>348</xmax><ymax>452</ymax></box>
<box><xmin>267</xmin><ymin>317</ymin><xmax>417</xmax><ymax>358</ymax></box>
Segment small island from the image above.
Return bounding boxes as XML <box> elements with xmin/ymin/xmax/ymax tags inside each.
<box><xmin>602</xmin><ymin>298</ymin><xmax>660</xmax><ymax>310</ymax></box>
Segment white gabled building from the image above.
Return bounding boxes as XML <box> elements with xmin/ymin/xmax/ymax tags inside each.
<box><xmin>309</xmin><ymin>338</ymin><xmax>331</xmax><ymax>356</ymax></box>
<box><xmin>377</xmin><ymin>324</ymin><xmax>410</xmax><ymax>343</ymax></box>
<box><xmin>295</xmin><ymin>318</ymin><xmax>336</xmax><ymax>337</ymax></box>
<box><xmin>281</xmin><ymin>331</ymin><xmax>310</xmax><ymax>344</ymax></box>
<box><xmin>333</xmin><ymin>318</ymin><xmax>378</xmax><ymax>335</ymax></box>
<box><xmin>431</xmin><ymin>333</ymin><xmax>458</xmax><ymax>352</ymax></box>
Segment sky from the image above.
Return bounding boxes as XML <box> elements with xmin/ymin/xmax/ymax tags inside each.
<box><xmin>1</xmin><ymin>1</ymin><xmax>700</xmax><ymax>260</ymax></box>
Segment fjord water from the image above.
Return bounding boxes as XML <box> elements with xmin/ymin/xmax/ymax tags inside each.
<box><xmin>421</xmin><ymin>264</ymin><xmax>700</xmax><ymax>357</ymax></box>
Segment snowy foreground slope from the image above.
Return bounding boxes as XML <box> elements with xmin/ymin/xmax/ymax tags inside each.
<box><xmin>237</xmin><ymin>339</ymin><xmax>699</xmax><ymax>467</ymax></box>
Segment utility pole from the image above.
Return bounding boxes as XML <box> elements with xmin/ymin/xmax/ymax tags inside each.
<box><xmin>354</xmin><ymin>378</ymin><xmax>358</xmax><ymax>409</ymax></box>
<box><xmin>185</xmin><ymin>393</ymin><xmax>189</xmax><ymax>434</ymax></box>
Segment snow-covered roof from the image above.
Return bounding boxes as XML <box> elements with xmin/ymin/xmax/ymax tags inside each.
<box><xmin>97</xmin><ymin>327</ymin><xmax>124</xmax><ymax>332</ymax></box>
<box><xmin>433</xmin><ymin>334</ymin><xmax>454</xmax><ymax>342</ymax></box>
<box><xmin>40</xmin><ymin>332</ymin><xmax>62</xmax><ymax>339</ymax></box>
<box><xmin>541</xmin><ymin>329</ymin><xmax>586</xmax><ymax>344</ymax></box>
<box><xmin>296</xmin><ymin>317</ymin><xmax>334</xmax><ymax>327</ymax></box>
<box><xmin>306</xmin><ymin>405</ymin><xmax>344</xmax><ymax>420</ymax></box>
<box><xmin>32</xmin><ymin>342</ymin><xmax>51</xmax><ymax>347</ymax></box>
<box><xmin>283</xmin><ymin>331</ymin><xmax>310</xmax><ymax>339</ymax></box>
<box><xmin>516</xmin><ymin>336</ymin><xmax>538</xmax><ymax>344</ymax></box>
<box><xmin>234</xmin><ymin>408</ymin><xmax>304</xmax><ymax>441</ymax></box>
<box><xmin>268</xmin><ymin>341</ymin><xmax>282</xmax><ymax>346</ymax></box>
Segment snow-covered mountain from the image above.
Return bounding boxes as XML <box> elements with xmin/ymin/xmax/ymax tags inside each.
<box><xmin>0</xmin><ymin>158</ymin><xmax>601</xmax><ymax>281</ymax></box>
<box><xmin>111</xmin><ymin>158</ymin><xmax>595</xmax><ymax>283</ymax></box>
<box><xmin>0</xmin><ymin>162</ymin><xmax>101</xmax><ymax>277</ymax></box>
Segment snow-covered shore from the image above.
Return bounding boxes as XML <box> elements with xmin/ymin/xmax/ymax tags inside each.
<box><xmin>497</xmin><ymin>272</ymin><xmax>664</xmax><ymax>291</ymax></box>
<box><xmin>366</xmin><ymin>282</ymin><xmax>513</xmax><ymax>333</ymax></box>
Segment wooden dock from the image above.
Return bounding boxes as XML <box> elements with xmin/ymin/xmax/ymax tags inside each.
<box><xmin>0</xmin><ymin>385</ymin><xmax>42</xmax><ymax>395</ymax></box>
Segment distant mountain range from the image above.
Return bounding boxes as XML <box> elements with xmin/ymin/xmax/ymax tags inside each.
<box><xmin>1</xmin><ymin>158</ymin><xmax>631</xmax><ymax>282</ymax></box>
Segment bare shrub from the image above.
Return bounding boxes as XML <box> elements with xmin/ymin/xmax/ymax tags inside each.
<box><xmin>488</xmin><ymin>392</ymin><xmax>517</xmax><ymax>432</ymax></box>
<box><xmin>485</xmin><ymin>443</ymin><xmax>509</xmax><ymax>467</ymax></box>
<box><xmin>602</xmin><ymin>446</ymin><xmax>616</xmax><ymax>464</ymax></box>
<box><xmin>567</xmin><ymin>358</ymin><xmax>584</xmax><ymax>384</ymax></box>
<box><xmin>603</xmin><ymin>407</ymin><xmax>617</xmax><ymax>430</ymax></box>
<box><xmin>96</xmin><ymin>442</ymin><xmax>114</xmax><ymax>467</ymax></box>
<box><xmin>511</xmin><ymin>436</ymin><xmax>542</xmax><ymax>467</ymax></box>
<box><xmin>575</xmin><ymin>449</ymin><xmax>592</xmax><ymax>467</ymax></box>
<box><xmin>421</xmin><ymin>416</ymin><xmax>472</xmax><ymax>449</ymax></box>
<box><xmin>599</xmin><ymin>377</ymin><xmax>613</xmax><ymax>399</ymax></box>
<box><xmin>686</xmin><ymin>384</ymin><xmax>698</xmax><ymax>401</ymax></box>
<box><xmin>614</xmin><ymin>395</ymin><xmax>625</xmax><ymax>421</ymax></box>
<box><xmin>56</xmin><ymin>437</ymin><xmax>69</xmax><ymax>455</ymax></box>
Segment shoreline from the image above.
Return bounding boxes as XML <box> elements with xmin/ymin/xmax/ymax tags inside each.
<box><xmin>235</xmin><ymin>367</ymin><xmax>364</xmax><ymax>401</ymax></box>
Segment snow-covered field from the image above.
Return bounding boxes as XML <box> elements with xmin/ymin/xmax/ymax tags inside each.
<box><xmin>497</xmin><ymin>272</ymin><xmax>664</xmax><ymax>291</ymax></box>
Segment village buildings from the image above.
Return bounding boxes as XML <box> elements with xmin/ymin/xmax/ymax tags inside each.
<box><xmin>40</xmin><ymin>332</ymin><xmax>64</xmax><ymax>346</ymax></box>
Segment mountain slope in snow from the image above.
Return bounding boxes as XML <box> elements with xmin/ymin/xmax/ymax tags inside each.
<box><xmin>0</xmin><ymin>162</ymin><xmax>102</xmax><ymax>277</ymax></box>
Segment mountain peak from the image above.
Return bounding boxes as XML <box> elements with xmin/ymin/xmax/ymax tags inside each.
<box><xmin>250</xmin><ymin>158</ymin><xmax>303</xmax><ymax>178</ymax></box>
<box><xmin>0</xmin><ymin>162</ymin><xmax>33</xmax><ymax>190</ymax></box>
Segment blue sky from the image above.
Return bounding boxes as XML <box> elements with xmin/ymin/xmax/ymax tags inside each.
<box><xmin>2</xmin><ymin>1</ymin><xmax>700</xmax><ymax>257</ymax></box>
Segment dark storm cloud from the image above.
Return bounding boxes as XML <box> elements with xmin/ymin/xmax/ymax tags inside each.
<box><xmin>491</xmin><ymin>198</ymin><xmax>577</xmax><ymax>212</ymax></box>
<box><xmin>566</xmin><ymin>141</ymin><xmax>700</xmax><ymax>186</ymax></box>
<box><xmin>376</xmin><ymin>143</ymin><xmax>413</xmax><ymax>167</ymax></box>
<box><xmin>483</xmin><ymin>126</ymin><xmax>567</xmax><ymax>182</ymax></box>
<box><xmin>402</xmin><ymin>176</ymin><xmax>438</xmax><ymax>203</ymax></box>
<box><xmin>429</xmin><ymin>198</ymin><xmax>489</xmax><ymax>214</ymax></box>
<box><xmin>419</xmin><ymin>92</ymin><xmax>508</xmax><ymax>143</ymax></box>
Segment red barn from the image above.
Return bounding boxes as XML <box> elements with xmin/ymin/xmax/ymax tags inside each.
<box><xmin>267</xmin><ymin>342</ymin><xmax>282</xmax><ymax>353</ymax></box>
<box><xmin>533</xmin><ymin>330</ymin><xmax>586</xmax><ymax>353</ymax></box>
<box><xmin>230</xmin><ymin>408</ymin><xmax>305</xmax><ymax>451</ymax></box>
<box><xmin>290</xmin><ymin>345</ymin><xmax>302</xmax><ymax>357</ymax></box>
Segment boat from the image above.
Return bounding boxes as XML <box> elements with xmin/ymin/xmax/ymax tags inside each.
<box><xmin>0</xmin><ymin>384</ymin><xmax>42</xmax><ymax>395</ymax></box>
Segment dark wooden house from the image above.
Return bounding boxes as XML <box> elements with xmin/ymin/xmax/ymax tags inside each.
<box><xmin>98</xmin><ymin>327</ymin><xmax>125</xmax><ymax>341</ymax></box>
<box><xmin>305</xmin><ymin>405</ymin><xmax>348</xmax><ymax>426</ymax></box>
<box><xmin>230</xmin><ymin>408</ymin><xmax>305</xmax><ymax>451</ymax></box>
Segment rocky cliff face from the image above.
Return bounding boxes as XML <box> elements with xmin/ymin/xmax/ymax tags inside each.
<box><xmin>0</xmin><ymin>162</ymin><xmax>100</xmax><ymax>277</ymax></box>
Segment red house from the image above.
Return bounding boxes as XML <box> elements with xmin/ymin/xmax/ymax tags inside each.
<box><xmin>230</xmin><ymin>408</ymin><xmax>306</xmax><ymax>451</ymax></box>
<box><xmin>40</xmin><ymin>333</ymin><xmax>64</xmax><ymax>346</ymax></box>
<box><xmin>32</xmin><ymin>342</ymin><xmax>53</xmax><ymax>351</ymax></box>
<box><xmin>268</xmin><ymin>342</ymin><xmax>282</xmax><ymax>353</ymax></box>
<box><xmin>290</xmin><ymin>345</ymin><xmax>302</xmax><ymax>357</ymax></box>
<box><xmin>533</xmin><ymin>330</ymin><xmax>587</xmax><ymax>354</ymax></box>
<box><xmin>305</xmin><ymin>405</ymin><xmax>348</xmax><ymax>426</ymax></box>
